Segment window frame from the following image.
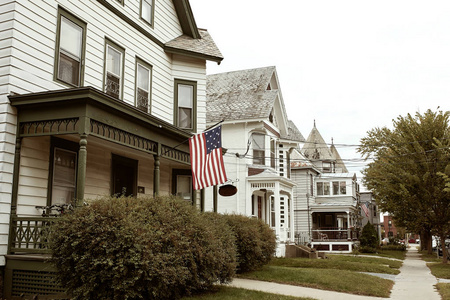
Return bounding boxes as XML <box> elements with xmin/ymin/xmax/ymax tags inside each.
<box><xmin>252</xmin><ymin>133</ymin><xmax>265</xmax><ymax>165</ymax></box>
<box><xmin>47</xmin><ymin>137</ymin><xmax>79</xmax><ymax>206</ymax></box>
<box><xmin>140</xmin><ymin>0</ymin><xmax>155</xmax><ymax>27</ymax></box>
<box><xmin>316</xmin><ymin>181</ymin><xmax>330</xmax><ymax>196</ymax></box>
<box><xmin>103</xmin><ymin>39</ymin><xmax>125</xmax><ymax>100</ymax></box>
<box><xmin>135</xmin><ymin>57</ymin><xmax>152</xmax><ymax>113</ymax></box>
<box><xmin>172</xmin><ymin>169</ymin><xmax>194</xmax><ymax>205</ymax></box>
<box><xmin>54</xmin><ymin>7</ymin><xmax>87</xmax><ymax>87</ymax></box>
<box><xmin>174</xmin><ymin>79</ymin><xmax>197</xmax><ymax>131</ymax></box>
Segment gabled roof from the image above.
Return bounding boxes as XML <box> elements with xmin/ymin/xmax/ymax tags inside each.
<box><xmin>302</xmin><ymin>122</ymin><xmax>335</xmax><ymax>161</ymax></box>
<box><xmin>207</xmin><ymin>66</ymin><xmax>281</xmax><ymax>122</ymax></box>
<box><xmin>164</xmin><ymin>0</ymin><xmax>223</xmax><ymax>63</ymax></box>
<box><xmin>165</xmin><ymin>29</ymin><xmax>223</xmax><ymax>63</ymax></box>
<box><xmin>330</xmin><ymin>143</ymin><xmax>348</xmax><ymax>173</ymax></box>
<box><xmin>283</xmin><ymin>120</ymin><xmax>305</xmax><ymax>142</ymax></box>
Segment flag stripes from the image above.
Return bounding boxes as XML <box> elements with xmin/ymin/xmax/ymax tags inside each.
<box><xmin>189</xmin><ymin>126</ymin><xmax>227</xmax><ymax>190</ymax></box>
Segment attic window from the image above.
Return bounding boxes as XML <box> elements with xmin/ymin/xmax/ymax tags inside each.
<box><xmin>267</xmin><ymin>83</ymin><xmax>271</xmax><ymax>90</ymax></box>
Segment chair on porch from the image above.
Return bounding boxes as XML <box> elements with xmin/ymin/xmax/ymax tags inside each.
<box><xmin>319</xmin><ymin>232</ymin><xmax>328</xmax><ymax>241</ymax></box>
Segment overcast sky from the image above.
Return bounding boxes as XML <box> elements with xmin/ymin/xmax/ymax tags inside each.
<box><xmin>189</xmin><ymin>0</ymin><xmax>450</xmax><ymax>185</ymax></box>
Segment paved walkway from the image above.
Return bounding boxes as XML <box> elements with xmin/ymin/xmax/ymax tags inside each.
<box><xmin>229</xmin><ymin>247</ymin><xmax>441</xmax><ymax>300</ymax></box>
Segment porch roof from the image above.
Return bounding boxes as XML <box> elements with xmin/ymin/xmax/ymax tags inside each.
<box><xmin>247</xmin><ymin>169</ymin><xmax>296</xmax><ymax>188</ymax></box>
<box><xmin>8</xmin><ymin>87</ymin><xmax>191</xmax><ymax>165</ymax></box>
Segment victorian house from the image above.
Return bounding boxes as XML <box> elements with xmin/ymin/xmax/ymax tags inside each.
<box><xmin>0</xmin><ymin>0</ymin><xmax>222</xmax><ymax>296</ymax></box>
<box><xmin>292</xmin><ymin>123</ymin><xmax>361</xmax><ymax>253</ymax></box>
<box><xmin>204</xmin><ymin>66</ymin><xmax>305</xmax><ymax>256</ymax></box>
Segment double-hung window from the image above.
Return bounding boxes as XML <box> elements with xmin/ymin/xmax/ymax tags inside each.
<box><xmin>141</xmin><ymin>0</ymin><xmax>154</xmax><ymax>26</ymax></box>
<box><xmin>104</xmin><ymin>40</ymin><xmax>125</xmax><ymax>99</ymax></box>
<box><xmin>174</xmin><ymin>79</ymin><xmax>196</xmax><ymax>130</ymax></box>
<box><xmin>54</xmin><ymin>9</ymin><xmax>86</xmax><ymax>86</ymax></box>
<box><xmin>136</xmin><ymin>58</ymin><xmax>152</xmax><ymax>112</ymax></box>
<box><xmin>332</xmin><ymin>181</ymin><xmax>347</xmax><ymax>195</ymax></box>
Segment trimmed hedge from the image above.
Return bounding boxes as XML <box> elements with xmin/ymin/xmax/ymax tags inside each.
<box><xmin>49</xmin><ymin>196</ymin><xmax>237</xmax><ymax>300</ymax></box>
<box><xmin>220</xmin><ymin>214</ymin><xmax>276</xmax><ymax>273</ymax></box>
<box><xmin>380</xmin><ymin>244</ymin><xmax>407</xmax><ymax>251</ymax></box>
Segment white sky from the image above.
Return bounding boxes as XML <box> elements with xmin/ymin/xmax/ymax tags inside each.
<box><xmin>189</xmin><ymin>0</ymin><xmax>450</xmax><ymax>186</ymax></box>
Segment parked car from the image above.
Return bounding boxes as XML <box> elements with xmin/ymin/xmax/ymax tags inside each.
<box><xmin>408</xmin><ymin>238</ymin><xmax>416</xmax><ymax>243</ymax></box>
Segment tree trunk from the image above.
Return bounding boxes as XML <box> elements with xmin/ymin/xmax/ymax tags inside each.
<box><xmin>421</xmin><ymin>228</ymin><xmax>432</xmax><ymax>254</ymax></box>
<box><xmin>440</xmin><ymin>232</ymin><xmax>448</xmax><ymax>264</ymax></box>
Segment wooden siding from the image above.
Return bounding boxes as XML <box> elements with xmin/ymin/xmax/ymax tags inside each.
<box><xmin>16</xmin><ymin>137</ymin><xmax>50</xmax><ymax>217</ymax></box>
<box><xmin>7</xmin><ymin>0</ymin><xmax>204</xmax><ymax>127</ymax></box>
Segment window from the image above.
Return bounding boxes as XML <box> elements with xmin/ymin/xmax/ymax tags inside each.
<box><xmin>174</xmin><ymin>79</ymin><xmax>196</xmax><ymax>130</ymax></box>
<box><xmin>104</xmin><ymin>40</ymin><xmax>125</xmax><ymax>99</ymax></box>
<box><xmin>252</xmin><ymin>133</ymin><xmax>265</xmax><ymax>165</ymax></box>
<box><xmin>270</xmin><ymin>196</ymin><xmax>275</xmax><ymax>227</ymax></box>
<box><xmin>332</xmin><ymin>181</ymin><xmax>347</xmax><ymax>195</ymax></box>
<box><xmin>49</xmin><ymin>138</ymin><xmax>78</xmax><ymax>205</ymax></box>
<box><xmin>135</xmin><ymin>58</ymin><xmax>152</xmax><ymax>112</ymax></box>
<box><xmin>316</xmin><ymin>182</ymin><xmax>330</xmax><ymax>196</ymax></box>
<box><xmin>54</xmin><ymin>9</ymin><xmax>86</xmax><ymax>86</ymax></box>
<box><xmin>141</xmin><ymin>0</ymin><xmax>154</xmax><ymax>26</ymax></box>
<box><xmin>172</xmin><ymin>169</ymin><xmax>193</xmax><ymax>204</ymax></box>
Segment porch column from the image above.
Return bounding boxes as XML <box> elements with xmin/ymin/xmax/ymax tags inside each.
<box><xmin>289</xmin><ymin>196</ymin><xmax>295</xmax><ymax>242</ymax></box>
<box><xmin>213</xmin><ymin>185</ymin><xmax>218</xmax><ymax>212</ymax></box>
<box><xmin>153</xmin><ymin>143</ymin><xmax>161</xmax><ymax>197</ymax></box>
<box><xmin>274</xmin><ymin>182</ymin><xmax>281</xmax><ymax>238</ymax></box>
<box><xmin>10</xmin><ymin>135</ymin><xmax>22</xmax><ymax>216</ymax></box>
<box><xmin>8</xmin><ymin>134</ymin><xmax>22</xmax><ymax>255</ymax></box>
<box><xmin>347</xmin><ymin>211</ymin><xmax>351</xmax><ymax>240</ymax></box>
<box><xmin>76</xmin><ymin>134</ymin><xmax>87</xmax><ymax>206</ymax></box>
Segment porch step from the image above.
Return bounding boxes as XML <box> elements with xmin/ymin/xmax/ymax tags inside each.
<box><xmin>285</xmin><ymin>244</ymin><xmax>325</xmax><ymax>259</ymax></box>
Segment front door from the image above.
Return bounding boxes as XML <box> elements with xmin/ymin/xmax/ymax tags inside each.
<box><xmin>112</xmin><ymin>154</ymin><xmax>137</xmax><ymax>197</ymax></box>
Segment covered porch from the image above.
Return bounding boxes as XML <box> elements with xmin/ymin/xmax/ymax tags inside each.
<box><xmin>310</xmin><ymin>208</ymin><xmax>360</xmax><ymax>253</ymax></box>
<box><xmin>246</xmin><ymin>170</ymin><xmax>295</xmax><ymax>257</ymax></box>
<box><xmin>5</xmin><ymin>87</ymin><xmax>194</xmax><ymax>298</ymax></box>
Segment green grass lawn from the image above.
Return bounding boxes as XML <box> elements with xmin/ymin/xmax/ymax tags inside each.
<box><xmin>238</xmin><ymin>265</ymin><xmax>393</xmax><ymax>297</ymax></box>
<box><xmin>274</xmin><ymin>254</ymin><xmax>401</xmax><ymax>274</ymax></box>
<box><xmin>436</xmin><ymin>283</ymin><xmax>450</xmax><ymax>300</ymax></box>
<box><xmin>427</xmin><ymin>262</ymin><xmax>450</xmax><ymax>279</ymax></box>
<box><xmin>182</xmin><ymin>286</ymin><xmax>315</xmax><ymax>300</ymax></box>
<box><xmin>360</xmin><ymin>249</ymin><xmax>407</xmax><ymax>260</ymax></box>
<box><xmin>420</xmin><ymin>250</ymin><xmax>441</xmax><ymax>262</ymax></box>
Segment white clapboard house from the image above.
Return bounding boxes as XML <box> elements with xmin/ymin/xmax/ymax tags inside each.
<box><xmin>0</xmin><ymin>0</ymin><xmax>222</xmax><ymax>296</ymax></box>
<box><xmin>204</xmin><ymin>66</ymin><xmax>305</xmax><ymax>256</ymax></box>
<box><xmin>291</xmin><ymin>123</ymin><xmax>361</xmax><ymax>253</ymax></box>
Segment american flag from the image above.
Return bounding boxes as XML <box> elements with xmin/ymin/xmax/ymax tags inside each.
<box><xmin>362</xmin><ymin>202</ymin><xmax>370</xmax><ymax>217</ymax></box>
<box><xmin>189</xmin><ymin>125</ymin><xmax>227</xmax><ymax>190</ymax></box>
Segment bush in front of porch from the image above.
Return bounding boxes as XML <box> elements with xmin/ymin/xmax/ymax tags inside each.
<box><xmin>359</xmin><ymin>222</ymin><xmax>379</xmax><ymax>253</ymax></box>
<box><xmin>49</xmin><ymin>196</ymin><xmax>237</xmax><ymax>300</ymax></box>
<box><xmin>220</xmin><ymin>214</ymin><xmax>277</xmax><ymax>273</ymax></box>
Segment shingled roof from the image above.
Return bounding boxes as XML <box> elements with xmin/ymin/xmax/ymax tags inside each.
<box><xmin>283</xmin><ymin>120</ymin><xmax>305</xmax><ymax>142</ymax></box>
<box><xmin>302</xmin><ymin>122</ymin><xmax>335</xmax><ymax>161</ymax></box>
<box><xmin>330</xmin><ymin>143</ymin><xmax>348</xmax><ymax>173</ymax></box>
<box><xmin>165</xmin><ymin>29</ymin><xmax>223</xmax><ymax>63</ymax></box>
<box><xmin>206</xmin><ymin>66</ymin><xmax>281</xmax><ymax>123</ymax></box>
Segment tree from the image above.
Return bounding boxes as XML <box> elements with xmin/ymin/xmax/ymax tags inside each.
<box><xmin>358</xmin><ymin>109</ymin><xmax>450</xmax><ymax>264</ymax></box>
<box><xmin>360</xmin><ymin>222</ymin><xmax>379</xmax><ymax>249</ymax></box>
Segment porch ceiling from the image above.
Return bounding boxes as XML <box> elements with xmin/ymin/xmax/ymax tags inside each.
<box><xmin>9</xmin><ymin>87</ymin><xmax>191</xmax><ymax>165</ymax></box>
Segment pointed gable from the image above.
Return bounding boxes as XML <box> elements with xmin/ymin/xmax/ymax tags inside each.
<box><xmin>206</xmin><ymin>66</ymin><xmax>290</xmax><ymax>136</ymax></box>
<box><xmin>330</xmin><ymin>143</ymin><xmax>348</xmax><ymax>173</ymax></box>
<box><xmin>302</xmin><ymin>122</ymin><xmax>334</xmax><ymax>161</ymax></box>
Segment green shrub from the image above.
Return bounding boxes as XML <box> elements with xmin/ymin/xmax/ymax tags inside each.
<box><xmin>49</xmin><ymin>196</ymin><xmax>236</xmax><ymax>300</ymax></box>
<box><xmin>221</xmin><ymin>214</ymin><xmax>276</xmax><ymax>273</ymax></box>
<box><xmin>380</xmin><ymin>244</ymin><xmax>407</xmax><ymax>251</ymax></box>
<box><xmin>360</xmin><ymin>222</ymin><xmax>379</xmax><ymax>248</ymax></box>
<box><xmin>359</xmin><ymin>246</ymin><xmax>378</xmax><ymax>253</ymax></box>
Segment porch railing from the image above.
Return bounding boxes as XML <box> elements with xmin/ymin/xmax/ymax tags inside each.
<box><xmin>9</xmin><ymin>217</ymin><xmax>60</xmax><ymax>254</ymax></box>
<box><xmin>311</xmin><ymin>227</ymin><xmax>358</xmax><ymax>241</ymax></box>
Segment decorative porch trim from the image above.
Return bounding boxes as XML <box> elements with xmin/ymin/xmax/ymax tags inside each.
<box><xmin>19</xmin><ymin>118</ymin><xmax>79</xmax><ymax>137</ymax></box>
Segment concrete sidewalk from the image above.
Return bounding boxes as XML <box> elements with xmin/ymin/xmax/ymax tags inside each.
<box><xmin>229</xmin><ymin>247</ymin><xmax>441</xmax><ymax>300</ymax></box>
<box><xmin>389</xmin><ymin>246</ymin><xmax>440</xmax><ymax>300</ymax></box>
